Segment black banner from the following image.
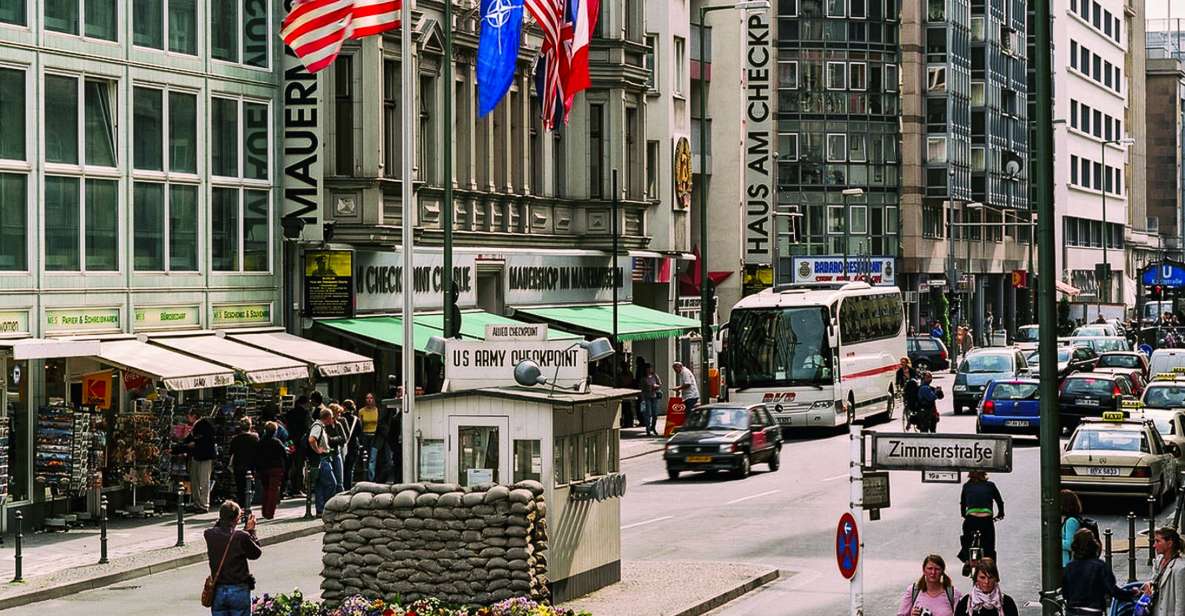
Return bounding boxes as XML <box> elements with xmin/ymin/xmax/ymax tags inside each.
<box><xmin>304</xmin><ymin>250</ymin><xmax>355</xmax><ymax>318</ymax></box>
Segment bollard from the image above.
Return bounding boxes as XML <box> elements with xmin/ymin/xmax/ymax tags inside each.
<box><xmin>175</xmin><ymin>488</ymin><xmax>185</xmax><ymax>547</ymax></box>
<box><xmin>1150</xmin><ymin>494</ymin><xmax>1159</xmax><ymax>567</ymax></box>
<box><xmin>304</xmin><ymin>464</ymin><xmax>314</xmax><ymax>519</ymax></box>
<box><xmin>1104</xmin><ymin>528</ymin><xmax>1114</xmax><ymax>569</ymax></box>
<box><xmin>12</xmin><ymin>511</ymin><xmax>23</xmax><ymax>583</ymax></box>
<box><xmin>98</xmin><ymin>496</ymin><xmax>109</xmax><ymax>565</ymax></box>
<box><xmin>1128</xmin><ymin>512</ymin><xmax>1138</xmax><ymax>583</ymax></box>
<box><xmin>361</xmin><ymin>448</ymin><xmax>371</xmax><ymax>482</ymax></box>
<box><xmin>244</xmin><ymin>471</ymin><xmax>255</xmax><ymax>517</ymax></box>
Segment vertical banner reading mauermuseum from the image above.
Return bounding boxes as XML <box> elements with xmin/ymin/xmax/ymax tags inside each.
<box><xmin>282</xmin><ymin>0</ymin><xmax>324</xmax><ymax>242</ymax></box>
<box><xmin>744</xmin><ymin>9</ymin><xmax>773</xmax><ymax>266</ymax></box>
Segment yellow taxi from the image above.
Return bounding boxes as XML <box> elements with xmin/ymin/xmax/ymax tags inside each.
<box><xmin>1059</xmin><ymin>411</ymin><xmax>1181</xmax><ymax>502</ymax></box>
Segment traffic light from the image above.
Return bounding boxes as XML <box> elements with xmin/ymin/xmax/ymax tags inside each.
<box><xmin>444</xmin><ymin>284</ymin><xmax>463</xmax><ymax>338</ymax></box>
<box><xmin>1151</xmin><ymin>285</ymin><xmax>1165</xmax><ymax>300</ymax></box>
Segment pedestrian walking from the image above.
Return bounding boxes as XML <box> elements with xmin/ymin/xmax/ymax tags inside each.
<box><xmin>358</xmin><ymin>393</ymin><xmax>382</xmax><ymax>482</ymax></box>
<box><xmin>897</xmin><ymin>554</ymin><xmax>962</xmax><ymax>616</ymax></box>
<box><xmin>639</xmin><ymin>363</ymin><xmax>663</xmax><ymax>437</ymax></box>
<box><xmin>382</xmin><ymin>395</ymin><xmax>403</xmax><ymax>482</ymax></box>
<box><xmin>896</xmin><ymin>357</ymin><xmax>916</xmax><ymax>391</ymax></box>
<box><xmin>182</xmin><ymin>409</ymin><xmax>216</xmax><ymax>513</ymax></box>
<box><xmin>339</xmin><ymin>400</ymin><xmax>361</xmax><ymax>489</ymax></box>
<box><xmin>1061</xmin><ymin>489</ymin><xmax>1083</xmax><ymax>567</ymax></box>
<box><xmin>256</xmin><ymin>421</ymin><xmax>288</xmax><ymax>519</ymax></box>
<box><xmin>1063</xmin><ymin>528</ymin><xmax>1135</xmax><ymax>615</ymax></box>
<box><xmin>953</xmin><ymin>558</ymin><xmax>1017</xmax><ymax>616</ymax></box>
<box><xmin>1142</xmin><ymin>527</ymin><xmax>1185</xmax><ymax>616</ymax></box>
<box><xmin>227</xmin><ymin>418</ymin><xmax>259</xmax><ymax>513</ymax></box>
<box><xmin>957</xmin><ymin>471</ymin><xmax>1004</xmax><ymax>576</ymax></box>
<box><xmin>284</xmin><ymin>395</ymin><xmax>311</xmax><ymax>496</ymax></box>
<box><xmin>917</xmin><ymin>372</ymin><xmax>943</xmax><ymax>433</ymax></box>
<box><xmin>931</xmin><ymin>321</ymin><xmax>946</xmax><ymax>341</ymax></box>
<box><xmin>203</xmin><ymin>500</ymin><xmax>261</xmax><ymax>616</ymax></box>
<box><xmin>672</xmin><ymin>361</ymin><xmax>700</xmax><ymax>410</ymax></box>
<box><xmin>307</xmin><ymin>408</ymin><xmax>338</xmax><ymax>515</ymax></box>
<box><xmin>327</xmin><ymin>404</ymin><xmax>347</xmax><ymax>493</ymax></box>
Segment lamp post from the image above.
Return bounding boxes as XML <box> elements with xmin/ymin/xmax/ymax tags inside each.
<box><xmin>1099</xmin><ymin>137</ymin><xmax>1135</xmax><ymax>312</ymax></box>
<box><xmin>964</xmin><ymin>202</ymin><xmax>985</xmax><ymax>342</ymax></box>
<box><xmin>840</xmin><ymin>188</ymin><xmax>864</xmax><ymax>281</ymax></box>
<box><xmin>696</xmin><ymin>0</ymin><xmax>770</xmax><ymax>398</ymax></box>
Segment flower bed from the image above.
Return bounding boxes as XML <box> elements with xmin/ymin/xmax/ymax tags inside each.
<box><xmin>252</xmin><ymin>590</ymin><xmax>590</xmax><ymax>616</ymax></box>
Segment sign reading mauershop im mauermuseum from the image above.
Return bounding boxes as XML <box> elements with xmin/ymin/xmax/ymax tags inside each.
<box><xmin>871</xmin><ymin>433</ymin><xmax>1013</xmax><ymax>472</ymax></box>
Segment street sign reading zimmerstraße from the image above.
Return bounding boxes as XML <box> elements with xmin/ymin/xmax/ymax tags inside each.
<box><xmin>870</xmin><ymin>433</ymin><xmax>1013</xmax><ymax>473</ymax></box>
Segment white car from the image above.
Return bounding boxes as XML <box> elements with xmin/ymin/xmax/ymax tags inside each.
<box><xmin>1060</xmin><ymin>413</ymin><xmax>1180</xmax><ymax>502</ymax></box>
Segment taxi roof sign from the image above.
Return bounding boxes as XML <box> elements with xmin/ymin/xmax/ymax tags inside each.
<box><xmin>1151</xmin><ymin>373</ymin><xmax>1185</xmax><ymax>382</ymax></box>
<box><xmin>1102</xmin><ymin>411</ymin><xmax>1127</xmax><ymax>422</ymax></box>
<box><xmin>1121</xmin><ymin>399</ymin><xmax>1144</xmax><ymax>410</ymax></box>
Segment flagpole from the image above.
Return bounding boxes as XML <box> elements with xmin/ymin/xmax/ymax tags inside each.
<box><xmin>442</xmin><ymin>0</ymin><xmax>454</xmax><ymax>337</ymax></box>
<box><xmin>401</xmin><ymin>0</ymin><xmax>417</xmax><ymax>475</ymax></box>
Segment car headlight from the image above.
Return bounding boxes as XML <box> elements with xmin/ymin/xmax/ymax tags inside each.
<box><xmin>666</xmin><ymin>445</ymin><xmax>680</xmax><ymax>454</ymax></box>
<box><xmin>719</xmin><ymin>443</ymin><xmax>737</xmax><ymax>453</ymax></box>
<box><xmin>953</xmin><ymin>385</ymin><xmax>967</xmax><ymax>392</ymax></box>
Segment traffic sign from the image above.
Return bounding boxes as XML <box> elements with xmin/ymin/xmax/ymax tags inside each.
<box><xmin>862</xmin><ymin>471</ymin><xmax>890</xmax><ymax>510</ymax></box>
<box><xmin>1140</xmin><ymin>344</ymin><xmax>1154</xmax><ymax>357</ymax></box>
<box><xmin>870</xmin><ymin>433</ymin><xmax>1013</xmax><ymax>472</ymax></box>
<box><xmin>836</xmin><ymin>512</ymin><xmax>860</xmax><ymax>580</ymax></box>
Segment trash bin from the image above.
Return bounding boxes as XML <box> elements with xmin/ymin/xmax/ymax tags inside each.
<box><xmin>664</xmin><ymin>396</ymin><xmax>687</xmax><ymax>437</ymax></box>
<box><xmin>990</xmin><ymin>330</ymin><xmax>1008</xmax><ymax>347</ymax></box>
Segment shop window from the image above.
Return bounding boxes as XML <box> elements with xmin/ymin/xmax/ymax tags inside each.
<box><xmin>0</xmin><ymin>0</ymin><xmax>25</xmax><ymax>25</ymax></box>
<box><xmin>513</xmin><ymin>439</ymin><xmax>541</xmax><ymax>483</ymax></box>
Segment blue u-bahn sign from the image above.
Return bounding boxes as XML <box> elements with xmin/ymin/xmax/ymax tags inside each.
<box><xmin>1141</xmin><ymin>261</ymin><xmax>1185</xmax><ymax>288</ymax></box>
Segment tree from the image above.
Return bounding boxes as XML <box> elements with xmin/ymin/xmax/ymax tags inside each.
<box><xmin>1058</xmin><ymin>296</ymin><xmax>1072</xmax><ymax>335</ymax></box>
<box><xmin>936</xmin><ymin>290</ymin><xmax>952</xmax><ymax>351</ymax></box>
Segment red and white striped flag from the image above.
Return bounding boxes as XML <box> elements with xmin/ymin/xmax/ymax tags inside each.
<box><xmin>282</xmin><ymin>0</ymin><xmax>400</xmax><ymax>73</ymax></box>
<box><xmin>526</xmin><ymin>0</ymin><xmax>568</xmax><ymax>130</ymax></box>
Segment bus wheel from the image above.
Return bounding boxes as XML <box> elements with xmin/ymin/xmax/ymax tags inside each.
<box><xmin>884</xmin><ymin>392</ymin><xmax>896</xmax><ymax>423</ymax></box>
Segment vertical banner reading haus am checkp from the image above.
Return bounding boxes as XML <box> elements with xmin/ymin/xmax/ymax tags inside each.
<box><xmin>745</xmin><ymin>8</ymin><xmax>773</xmax><ymax>266</ymax></box>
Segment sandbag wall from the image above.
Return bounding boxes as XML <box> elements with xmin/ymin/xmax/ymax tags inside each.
<box><xmin>320</xmin><ymin>480</ymin><xmax>549</xmax><ymax>607</ymax></box>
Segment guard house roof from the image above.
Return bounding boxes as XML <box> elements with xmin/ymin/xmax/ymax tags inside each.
<box><xmin>418</xmin><ymin>385</ymin><xmax>640</xmax><ymax>407</ymax></box>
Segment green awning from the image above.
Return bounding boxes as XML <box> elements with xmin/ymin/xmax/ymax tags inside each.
<box><xmin>513</xmin><ymin>303</ymin><xmax>701</xmax><ymax>342</ymax></box>
<box><xmin>318</xmin><ymin>316</ymin><xmax>443</xmax><ymax>352</ymax></box>
<box><xmin>413</xmin><ymin>310</ymin><xmax>581</xmax><ymax>341</ymax></box>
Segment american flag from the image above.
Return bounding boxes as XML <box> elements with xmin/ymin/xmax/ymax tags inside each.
<box><xmin>526</xmin><ymin>0</ymin><xmax>568</xmax><ymax>130</ymax></box>
<box><xmin>282</xmin><ymin>0</ymin><xmax>401</xmax><ymax>73</ymax></box>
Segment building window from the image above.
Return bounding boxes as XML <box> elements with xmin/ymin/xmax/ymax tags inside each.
<box><xmin>922</xmin><ymin>202</ymin><xmax>943</xmax><ymax>238</ymax></box>
<box><xmin>849</xmin><ymin>62</ymin><xmax>867</xmax><ymax>91</ymax></box>
<box><xmin>589</xmin><ymin>103</ymin><xmax>604</xmax><ymax>198</ymax></box>
<box><xmin>927</xmin><ymin>66</ymin><xmax>946</xmax><ymax>92</ymax></box>
<box><xmin>779</xmin><ymin>60</ymin><xmax>798</xmax><ymax>89</ymax></box>
<box><xmin>644</xmin><ymin>34</ymin><xmax>658</xmax><ymax>91</ymax></box>
<box><xmin>383</xmin><ymin>59</ymin><xmax>401</xmax><ymax>179</ymax></box>
<box><xmin>44</xmin><ymin>74</ymin><xmax>117</xmax><ymax>168</ymax></box>
<box><xmin>133</xmin><ymin>87</ymin><xmax>163</xmax><ymax>171</ymax></box>
<box><xmin>971</xmin><ymin>16</ymin><xmax>984</xmax><ymax>41</ymax></box>
<box><xmin>133</xmin><ymin>182</ymin><xmax>197</xmax><ymax>272</ymax></box>
<box><xmin>211</xmin><ymin>0</ymin><xmax>267</xmax><ymax>67</ymax></box>
<box><xmin>45</xmin><ymin>0</ymin><xmax>116</xmax><ymax>40</ymax></box>
<box><xmin>826</xmin><ymin>133</ymin><xmax>846</xmax><ymax>162</ymax></box>
<box><xmin>625</xmin><ymin>106</ymin><xmax>639</xmax><ymax>198</ymax></box>
<box><xmin>826</xmin><ymin>0</ymin><xmax>845</xmax><ymax>18</ymax></box>
<box><xmin>1092</xmin><ymin>161</ymin><xmax>1101</xmax><ymax>191</ymax></box>
<box><xmin>210</xmin><ymin>96</ymin><xmax>270</xmax><ymax>272</ymax></box>
<box><xmin>1081</xmin><ymin>104</ymin><xmax>1091</xmax><ymax>134</ymax></box>
<box><xmin>44</xmin><ymin>176</ymin><xmax>118</xmax><ymax>271</ymax></box>
<box><xmin>1070</xmin><ymin>154</ymin><xmax>1079</xmax><ymax>185</ymax></box>
<box><xmin>334</xmin><ymin>56</ymin><xmax>355</xmax><ymax>175</ymax></box>
<box><xmin>418</xmin><ymin>75</ymin><xmax>436</xmax><ymax>184</ymax></box>
<box><xmin>972</xmin><ymin>146</ymin><xmax>986</xmax><ymax>172</ymax></box>
<box><xmin>133</xmin><ymin>0</ymin><xmax>196</xmax><ymax>54</ymax></box>
<box><xmin>971</xmin><ymin>81</ymin><xmax>985</xmax><ymax>107</ymax></box>
<box><xmin>0</xmin><ymin>67</ymin><xmax>24</xmax><ymax>161</ymax></box>
<box><xmin>1079</xmin><ymin>47</ymin><xmax>1089</xmax><ymax>74</ymax></box>
<box><xmin>779</xmin><ymin>132</ymin><xmax>799</xmax><ymax>161</ymax></box>
<box><xmin>674</xmin><ymin>36</ymin><xmax>686</xmax><ymax>96</ymax></box>
<box><xmin>1070</xmin><ymin>41</ymin><xmax>1078</xmax><ymax>70</ymax></box>
<box><xmin>885</xmin><ymin>64</ymin><xmax>898</xmax><ymax>91</ymax></box>
<box><xmin>645</xmin><ymin>140</ymin><xmax>659</xmax><ymax>199</ymax></box>
<box><xmin>1070</xmin><ymin>100</ymin><xmax>1078</xmax><ymax>128</ymax></box>
<box><xmin>850</xmin><ymin>0</ymin><xmax>866</xmax><ymax>18</ymax></box>
<box><xmin>848</xmin><ymin>135</ymin><xmax>867</xmax><ymax>162</ymax></box>
<box><xmin>1080</xmin><ymin>157</ymin><xmax>1090</xmax><ymax>187</ymax></box>
<box><xmin>826</xmin><ymin>62</ymin><xmax>847</xmax><ymax>90</ymax></box>
<box><xmin>0</xmin><ymin>0</ymin><xmax>26</xmax><ymax>25</ymax></box>
<box><xmin>926</xmin><ymin>136</ymin><xmax>947</xmax><ymax>163</ymax></box>
<box><xmin>168</xmin><ymin>91</ymin><xmax>198</xmax><ymax>173</ymax></box>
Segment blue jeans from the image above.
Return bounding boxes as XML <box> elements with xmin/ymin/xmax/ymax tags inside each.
<box><xmin>314</xmin><ymin>457</ymin><xmax>338</xmax><ymax>514</ymax></box>
<box><xmin>640</xmin><ymin>398</ymin><xmax>659</xmax><ymax>434</ymax></box>
<box><xmin>330</xmin><ymin>453</ymin><xmax>345</xmax><ymax>492</ymax></box>
<box><xmin>211</xmin><ymin>583</ymin><xmax>251</xmax><ymax>616</ymax></box>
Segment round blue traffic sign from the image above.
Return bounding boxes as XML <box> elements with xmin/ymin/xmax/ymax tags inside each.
<box><xmin>1140</xmin><ymin>344</ymin><xmax>1154</xmax><ymax>357</ymax></box>
<box><xmin>836</xmin><ymin>512</ymin><xmax>860</xmax><ymax>580</ymax></box>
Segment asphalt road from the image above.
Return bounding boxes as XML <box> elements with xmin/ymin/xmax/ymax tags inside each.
<box><xmin>13</xmin><ymin>372</ymin><xmax>1175</xmax><ymax>616</ymax></box>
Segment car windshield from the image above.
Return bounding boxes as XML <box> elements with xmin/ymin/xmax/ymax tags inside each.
<box><xmin>1098</xmin><ymin>354</ymin><xmax>1140</xmax><ymax>369</ymax></box>
<box><xmin>1144</xmin><ymin>386</ymin><xmax>1185</xmax><ymax>409</ymax></box>
<box><xmin>1085</xmin><ymin>338</ymin><xmax>1129</xmax><ymax>353</ymax></box>
<box><xmin>1027</xmin><ymin>349</ymin><xmax>1071</xmax><ymax>366</ymax></box>
<box><xmin>1151</xmin><ymin>417</ymin><xmax>1176</xmax><ymax>436</ymax></box>
<box><xmin>683</xmin><ymin>408</ymin><xmax>749</xmax><ymax>431</ymax></box>
<box><xmin>1015</xmin><ymin>328</ymin><xmax>1039</xmax><ymax>342</ymax></box>
<box><xmin>1073</xmin><ymin>327</ymin><xmax>1109</xmax><ymax>337</ymax></box>
<box><xmin>960</xmin><ymin>354</ymin><xmax>1013</xmax><ymax>373</ymax></box>
<box><xmin>1062</xmin><ymin>378</ymin><xmax>1115</xmax><ymax>396</ymax></box>
<box><xmin>1069</xmin><ymin>429</ymin><xmax>1148</xmax><ymax>453</ymax></box>
<box><xmin>990</xmin><ymin>383</ymin><xmax>1039</xmax><ymax>400</ymax></box>
<box><xmin>728</xmin><ymin>307</ymin><xmax>834</xmax><ymax>388</ymax></box>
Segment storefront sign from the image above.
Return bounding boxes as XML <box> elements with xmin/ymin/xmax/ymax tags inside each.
<box><xmin>281</xmin><ymin>22</ymin><xmax>323</xmax><ymax>242</ymax></box>
<box><xmin>504</xmin><ymin>254</ymin><xmax>632</xmax><ymax>305</ymax></box>
<box><xmin>445</xmin><ymin>340</ymin><xmax>588</xmax><ymax>391</ymax></box>
<box><xmin>82</xmin><ymin>371</ymin><xmax>114</xmax><ymax>409</ymax></box>
<box><xmin>45</xmin><ymin>307</ymin><xmax>121</xmax><ymax>333</ymax></box>
<box><xmin>212</xmin><ymin>303</ymin><xmax>273</xmax><ymax>327</ymax></box>
<box><xmin>304</xmin><ymin>250</ymin><xmax>355</xmax><ymax>318</ymax></box>
<box><xmin>485</xmin><ymin>323</ymin><xmax>548</xmax><ymax>341</ymax></box>
<box><xmin>791</xmin><ymin>256</ymin><xmax>897</xmax><ymax>285</ymax></box>
<box><xmin>744</xmin><ymin>8</ymin><xmax>773</xmax><ymax>265</ymax></box>
<box><xmin>355</xmin><ymin>250</ymin><xmax>477</xmax><ymax>312</ymax></box>
<box><xmin>134</xmin><ymin>305</ymin><xmax>200</xmax><ymax>330</ymax></box>
<box><xmin>0</xmin><ymin>310</ymin><xmax>29</xmax><ymax>335</ymax></box>
<box><xmin>870</xmin><ymin>433</ymin><xmax>1013</xmax><ymax>472</ymax></box>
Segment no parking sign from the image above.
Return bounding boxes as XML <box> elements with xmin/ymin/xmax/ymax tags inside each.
<box><xmin>836</xmin><ymin>512</ymin><xmax>860</xmax><ymax>580</ymax></box>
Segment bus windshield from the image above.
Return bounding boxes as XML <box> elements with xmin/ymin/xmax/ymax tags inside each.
<box><xmin>728</xmin><ymin>307</ymin><xmax>834</xmax><ymax>389</ymax></box>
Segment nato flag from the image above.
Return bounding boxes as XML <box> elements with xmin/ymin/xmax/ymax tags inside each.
<box><xmin>477</xmin><ymin>0</ymin><xmax>524</xmax><ymax>117</ymax></box>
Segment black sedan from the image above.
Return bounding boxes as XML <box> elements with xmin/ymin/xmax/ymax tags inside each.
<box><xmin>1057</xmin><ymin>372</ymin><xmax>1136</xmax><ymax>431</ymax></box>
<box><xmin>664</xmin><ymin>404</ymin><xmax>783</xmax><ymax>480</ymax></box>
<box><xmin>907</xmin><ymin>336</ymin><xmax>950</xmax><ymax>371</ymax></box>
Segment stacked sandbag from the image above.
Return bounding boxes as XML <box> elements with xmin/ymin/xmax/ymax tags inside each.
<box><xmin>319</xmin><ymin>480</ymin><xmax>550</xmax><ymax>608</ymax></box>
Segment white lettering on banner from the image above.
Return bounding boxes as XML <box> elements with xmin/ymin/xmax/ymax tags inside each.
<box><xmin>354</xmin><ymin>251</ymin><xmax>477</xmax><ymax>312</ymax></box>
<box><xmin>791</xmin><ymin>256</ymin><xmax>897</xmax><ymax>285</ymax></box>
<box><xmin>744</xmin><ymin>9</ymin><xmax>773</xmax><ymax>265</ymax></box>
<box><xmin>871</xmin><ymin>433</ymin><xmax>1013</xmax><ymax>472</ymax></box>
<box><xmin>485</xmin><ymin>323</ymin><xmax>548</xmax><ymax>341</ymax></box>
<box><xmin>446</xmin><ymin>340</ymin><xmax>588</xmax><ymax>391</ymax></box>
<box><xmin>282</xmin><ymin>17</ymin><xmax>323</xmax><ymax>243</ymax></box>
<box><xmin>502</xmin><ymin>254</ymin><xmax>633</xmax><ymax>304</ymax></box>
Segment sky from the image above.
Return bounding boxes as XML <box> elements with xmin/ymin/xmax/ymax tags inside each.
<box><xmin>1146</xmin><ymin>0</ymin><xmax>1171</xmax><ymax>21</ymax></box>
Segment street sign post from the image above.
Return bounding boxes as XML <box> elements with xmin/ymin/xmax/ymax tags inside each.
<box><xmin>870</xmin><ymin>433</ymin><xmax>1013</xmax><ymax>472</ymax></box>
<box><xmin>836</xmin><ymin>511</ymin><xmax>860</xmax><ymax>580</ymax></box>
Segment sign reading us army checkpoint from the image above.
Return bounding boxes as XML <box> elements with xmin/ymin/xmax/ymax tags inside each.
<box><xmin>870</xmin><ymin>433</ymin><xmax>1013</xmax><ymax>473</ymax></box>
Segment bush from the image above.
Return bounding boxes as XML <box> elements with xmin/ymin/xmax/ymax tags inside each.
<box><xmin>252</xmin><ymin>592</ymin><xmax>590</xmax><ymax>616</ymax></box>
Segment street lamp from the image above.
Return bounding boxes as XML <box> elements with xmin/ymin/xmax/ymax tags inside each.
<box><xmin>841</xmin><ymin>188</ymin><xmax>864</xmax><ymax>280</ymax></box>
<box><xmin>696</xmin><ymin>0</ymin><xmax>771</xmax><ymax>399</ymax></box>
<box><xmin>1099</xmin><ymin>137</ymin><xmax>1136</xmax><ymax>311</ymax></box>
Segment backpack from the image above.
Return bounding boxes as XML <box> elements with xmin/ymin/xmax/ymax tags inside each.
<box><xmin>1076</xmin><ymin>515</ymin><xmax>1101</xmax><ymax>543</ymax></box>
<box><xmin>910</xmin><ymin>585</ymin><xmax>956</xmax><ymax>612</ymax></box>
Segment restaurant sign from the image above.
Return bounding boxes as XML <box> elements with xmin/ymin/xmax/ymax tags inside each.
<box><xmin>791</xmin><ymin>256</ymin><xmax>897</xmax><ymax>285</ymax></box>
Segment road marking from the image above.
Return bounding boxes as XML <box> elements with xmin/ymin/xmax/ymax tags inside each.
<box><xmin>726</xmin><ymin>489</ymin><xmax>781</xmax><ymax>505</ymax></box>
<box><xmin>621</xmin><ymin>515</ymin><xmax>673</xmax><ymax>530</ymax></box>
<box><xmin>822</xmin><ymin>473</ymin><xmax>849</xmax><ymax>482</ymax></box>
<box><xmin>643</xmin><ymin>476</ymin><xmax>669</xmax><ymax>483</ymax></box>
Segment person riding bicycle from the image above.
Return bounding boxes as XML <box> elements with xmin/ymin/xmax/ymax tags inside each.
<box><xmin>917</xmin><ymin>372</ymin><xmax>943</xmax><ymax>433</ymax></box>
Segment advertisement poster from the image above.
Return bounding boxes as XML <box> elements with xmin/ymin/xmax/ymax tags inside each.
<box><xmin>304</xmin><ymin>250</ymin><xmax>355</xmax><ymax>318</ymax></box>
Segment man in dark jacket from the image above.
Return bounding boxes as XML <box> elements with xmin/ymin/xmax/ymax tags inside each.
<box><xmin>182</xmin><ymin>409</ymin><xmax>216</xmax><ymax>512</ymax></box>
<box><xmin>228</xmin><ymin>418</ymin><xmax>260</xmax><ymax>514</ymax></box>
<box><xmin>204</xmin><ymin>500</ymin><xmax>262</xmax><ymax>613</ymax></box>
<box><xmin>284</xmin><ymin>396</ymin><xmax>311</xmax><ymax>496</ymax></box>
<box><xmin>256</xmin><ymin>422</ymin><xmax>289</xmax><ymax>519</ymax></box>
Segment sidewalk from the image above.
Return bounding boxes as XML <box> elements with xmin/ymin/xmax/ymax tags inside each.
<box><xmin>620</xmin><ymin>417</ymin><xmax>668</xmax><ymax>460</ymax></box>
<box><xmin>0</xmin><ymin>496</ymin><xmax>323</xmax><ymax>609</ymax></box>
<box><xmin>560</xmin><ymin>561</ymin><xmax>779</xmax><ymax>616</ymax></box>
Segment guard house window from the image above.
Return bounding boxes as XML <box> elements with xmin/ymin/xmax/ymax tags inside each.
<box><xmin>514</xmin><ymin>440</ymin><xmax>542</xmax><ymax>483</ymax></box>
<box><xmin>0</xmin><ymin>67</ymin><xmax>26</xmax><ymax>271</ymax></box>
<box><xmin>553</xmin><ymin>436</ymin><xmax>566</xmax><ymax>485</ymax></box>
<box><xmin>0</xmin><ymin>0</ymin><xmax>26</xmax><ymax>25</ymax></box>
<box><xmin>44</xmin><ymin>75</ymin><xmax>119</xmax><ymax>272</ymax></box>
<box><xmin>589</xmin><ymin>103</ymin><xmax>604</xmax><ymax>199</ymax></box>
<box><xmin>134</xmin><ymin>0</ymin><xmax>197</xmax><ymax>54</ymax></box>
<box><xmin>211</xmin><ymin>0</ymin><xmax>268</xmax><ymax>67</ymax></box>
<box><xmin>46</xmin><ymin>0</ymin><xmax>116</xmax><ymax>40</ymax></box>
<box><xmin>210</xmin><ymin>96</ymin><xmax>271</xmax><ymax>273</ymax></box>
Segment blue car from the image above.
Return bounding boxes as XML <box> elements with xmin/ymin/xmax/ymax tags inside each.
<box><xmin>976</xmin><ymin>379</ymin><xmax>1041</xmax><ymax>437</ymax></box>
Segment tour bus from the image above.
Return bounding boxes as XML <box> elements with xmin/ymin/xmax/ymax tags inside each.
<box><xmin>721</xmin><ymin>281</ymin><xmax>906</xmax><ymax>427</ymax></box>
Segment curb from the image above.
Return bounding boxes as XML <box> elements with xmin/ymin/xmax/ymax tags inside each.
<box><xmin>669</xmin><ymin>568</ymin><xmax>780</xmax><ymax>616</ymax></box>
<box><xmin>0</xmin><ymin>521</ymin><xmax>323</xmax><ymax>611</ymax></box>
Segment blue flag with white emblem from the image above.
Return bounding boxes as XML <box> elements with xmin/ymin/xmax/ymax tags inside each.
<box><xmin>477</xmin><ymin>0</ymin><xmax>524</xmax><ymax>117</ymax></box>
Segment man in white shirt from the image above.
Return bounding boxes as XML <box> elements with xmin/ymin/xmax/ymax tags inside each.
<box><xmin>307</xmin><ymin>408</ymin><xmax>338</xmax><ymax>515</ymax></box>
<box><xmin>672</xmin><ymin>361</ymin><xmax>700</xmax><ymax>410</ymax></box>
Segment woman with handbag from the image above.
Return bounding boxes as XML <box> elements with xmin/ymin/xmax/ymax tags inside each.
<box><xmin>1142</xmin><ymin>527</ymin><xmax>1185</xmax><ymax>616</ymax></box>
<box><xmin>203</xmin><ymin>500</ymin><xmax>262</xmax><ymax>615</ymax></box>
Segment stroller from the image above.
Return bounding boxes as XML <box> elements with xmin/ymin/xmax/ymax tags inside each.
<box><xmin>1108</xmin><ymin>582</ymin><xmax>1144</xmax><ymax>616</ymax></box>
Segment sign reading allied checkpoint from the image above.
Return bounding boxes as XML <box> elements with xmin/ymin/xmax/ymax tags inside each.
<box><xmin>870</xmin><ymin>433</ymin><xmax>1013</xmax><ymax>472</ymax></box>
